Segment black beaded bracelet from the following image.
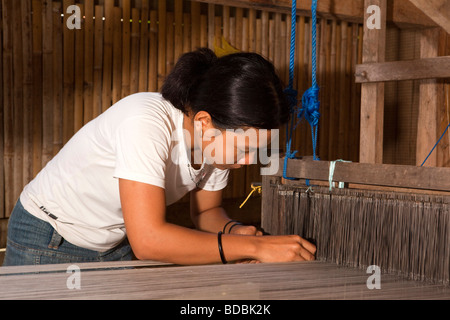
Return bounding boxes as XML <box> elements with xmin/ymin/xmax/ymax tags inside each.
<box><xmin>217</xmin><ymin>231</ymin><xmax>227</xmax><ymax>264</ymax></box>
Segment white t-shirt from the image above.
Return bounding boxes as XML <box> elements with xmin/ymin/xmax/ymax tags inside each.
<box><xmin>20</xmin><ymin>92</ymin><xmax>229</xmax><ymax>252</ymax></box>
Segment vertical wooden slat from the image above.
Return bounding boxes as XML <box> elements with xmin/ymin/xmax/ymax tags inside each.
<box><xmin>328</xmin><ymin>20</ymin><xmax>337</xmax><ymax>161</ymax></box>
<box><xmin>84</xmin><ymin>0</ymin><xmax>94</xmax><ymax>125</ymax></box>
<box><xmin>2</xmin><ymin>0</ymin><xmax>14</xmax><ymax>217</ymax></box>
<box><xmin>53</xmin><ymin>2</ymin><xmax>63</xmax><ymax>155</ymax></box>
<box><xmin>138</xmin><ymin>0</ymin><xmax>149</xmax><ymax>92</ymax></box>
<box><xmin>74</xmin><ymin>4</ymin><xmax>85</xmax><ymax>132</ymax></box>
<box><xmin>112</xmin><ymin>6</ymin><xmax>123</xmax><ymax>104</ymax></box>
<box><xmin>166</xmin><ymin>12</ymin><xmax>174</xmax><ymax>74</ymax></box>
<box><xmin>93</xmin><ymin>5</ymin><xmax>104</xmax><ymax>117</ymax></box>
<box><xmin>359</xmin><ymin>0</ymin><xmax>386</xmax><ymax>164</ymax></box>
<box><xmin>208</xmin><ymin>4</ymin><xmax>215</xmax><ymax>50</ymax></box>
<box><xmin>174</xmin><ymin>0</ymin><xmax>183</xmax><ymax>61</ymax></box>
<box><xmin>121</xmin><ymin>0</ymin><xmax>131</xmax><ymax>98</ymax></box>
<box><xmin>148</xmin><ymin>10</ymin><xmax>158</xmax><ymax>92</ymax></box>
<box><xmin>31</xmin><ymin>0</ymin><xmax>43</xmax><ymax>182</ymax></box>
<box><xmin>102</xmin><ymin>0</ymin><xmax>114</xmax><ymax>111</ymax></box>
<box><xmin>416</xmin><ymin>28</ymin><xmax>440</xmax><ymax>167</ymax></box>
<box><xmin>0</xmin><ymin>0</ymin><xmax>5</xmax><ymax>217</ymax></box>
<box><xmin>191</xmin><ymin>1</ymin><xmax>201</xmax><ymax>50</ymax></box>
<box><xmin>12</xmin><ymin>0</ymin><xmax>23</xmax><ymax>206</ymax></box>
<box><xmin>248</xmin><ymin>8</ymin><xmax>256</xmax><ymax>53</ymax></box>
<box><xmin>183</xmin><ymin>12</ymin><xmax>191</xmax><ymax>53</ymax></box>
<box><xmin>130</xmin><ymin>8</ymin><xmax>139</xmax><ymax>94</ymax></box>
<box><xmin>21</xmin><ymin>0</ymin><xmax>33</xmax><ymax>187</ymax></box>
<box><xmin>200</xmin><ymin>14</ymin><xmax>208</xmax><ymax>48</ymax></box>
<box><xmin>158</xmin><ymin>0</ymin><xmax>166</xmax><ymax>90</ymax></box>
<box><xmin>63</xmin><ymin>0</ymin><xmax>75</xmax><ymax>144</ymax></box>
<box><xmin>222</xmin><ymin>5</ymin><xmax>230</xmax><ymax>44</ymax></box>
<box><xmin>261</xmin><ymin>11</ymin><xmax>269</xmax><ymax>59</ymax></box>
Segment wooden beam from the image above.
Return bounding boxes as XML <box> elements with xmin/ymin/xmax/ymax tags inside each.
<box><xmin>355</xmin><ymin>56</ymin><xmax>450</xmax><ymax>83</ymax></box>
<box><xmin>192</xmin><ymin>0</ymin><xmax>437</xmax><ymax>28</ymax></box>
<box><xmin>416</xmin><ymin>28</ymin><xmax>441</xmax><ymax>167</ymax></box>
<box><xmin>408</xmin><ymin>0</ymin><xmax>450</xmax><ymax>34</ymax></box>
<box><xmin>275</xmin><ymin>158</ymin><xmax>450</xmax><ymax>192</ymax></box>
<box><xmin>359</xmin><ymin>0</ymin><xmax>386</xmax><ymax>164</ymax></box>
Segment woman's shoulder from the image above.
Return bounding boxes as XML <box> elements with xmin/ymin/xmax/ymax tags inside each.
<box><xmin>103</xmin><ymin>92</ymin><xmax>182</xmax><ymax>128</ymax></box>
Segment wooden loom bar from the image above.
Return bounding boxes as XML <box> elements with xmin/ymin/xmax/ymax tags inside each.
<box><xmin>355</xmin><ymin>56</ymin><xmax>450</xmax><ymax>83</ymax></box>
<box><xmin>274</xmin><ymin>158</ymin><xmax>450</xmax><ymax>192</ymax></box>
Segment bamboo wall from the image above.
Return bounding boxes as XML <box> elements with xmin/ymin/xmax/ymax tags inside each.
<box><xmin>0</xmin><ymin>0</ymin><xmax>365</xmax><ymax>222</ymax></box>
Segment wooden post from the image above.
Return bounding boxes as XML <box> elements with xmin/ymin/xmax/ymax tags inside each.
<box><xmin>359</xmin><ymin>0</ymin><xmax>386</xmax><ymax>164</ymax></box>
<box><xmin>416</xmin><ymin>28</ymin><xmax>440</xmax><ymax>167</ymax></box>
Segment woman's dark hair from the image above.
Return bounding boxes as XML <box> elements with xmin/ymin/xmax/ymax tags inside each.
<box><xmin>161</xmin><ymin>48</ymin><xmax>290</xmax><ymax>129</ymax></box>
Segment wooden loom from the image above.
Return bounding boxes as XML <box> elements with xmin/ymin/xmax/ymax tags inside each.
<box><xmin>262</xmin><ymin>158</ymin><xmax>450</xmax><ymax>286</ymax></box>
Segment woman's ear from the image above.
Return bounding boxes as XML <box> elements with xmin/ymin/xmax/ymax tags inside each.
<box><xmin>194</xmin><ymin>111</ymin><xmax>213</xmax><ymax>130</ymax></box>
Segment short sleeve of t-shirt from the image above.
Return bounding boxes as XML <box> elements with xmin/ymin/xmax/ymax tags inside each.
<box><xmin>113</xmin><ymin>115</ymin><xmax>170</xmax><ymax>189</ymax></box>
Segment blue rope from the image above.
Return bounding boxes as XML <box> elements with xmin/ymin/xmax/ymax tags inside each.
<box><xmin>283</xmin><ymin>0</ymin><xmax>300</xmax><ymax>180</ymax></box>
<box><xmin>300</xmin><ymin>0</ymin><xmax>320</xmax><ymax>161</ymax></box>
<box><xmin>420</xmin><ymin>123</ymin><xmax>450</xmax><ymax>167</ymax></box>
<box><xmin>283</xmin><ymin>0</ymin><xmax>320</xmax><ymax>180</ymax></box>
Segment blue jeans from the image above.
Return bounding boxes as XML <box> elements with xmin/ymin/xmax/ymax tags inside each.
<box><xmin>3</xmin><ymin>200</ymin><xmax>133</xmax><ymax>266</ymax></box>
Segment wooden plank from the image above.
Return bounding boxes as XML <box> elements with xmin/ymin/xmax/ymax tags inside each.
<box><xmin>138</xmin><ymin>0</ymin><xmax>149</xmax><ymax>92</ymax></box>
<box><xmin>208</xmin><ymin>3</ymin><xmax>215</xmax><ymax>50</ymax></box>
<box><xmin>102</xmin><ymin>0</ymin><xmax>114</xmax><ymax>112</ymax></box>
<box><xmin>129</xmin><ymin>8</ymin><xmax>139</xmax><ymax>94</ymax></box>
<box><xmin>148</xmin><ymin>10</ymin><xmax>158</xmax><ymax>92</ymax></box>
<box><xmin>1</xmin><ymin>261</ymin><xmax>449</xmax><ymax>300</ymax></box>
<box><xmin>356</xmin><ymin>56</ymin><xmax>450</xmax><ymax>83</ymax></box>
<box><xmin>157</xmin><ymin>0</ymin><xmax>166</xmax><ymax>90</ymax></box>
<box><xmin>416</xmin><ymin>28</ymin><xmax>440</xmax><ymax>167</ymax></box>
<box><xmin>276</xmin><ymin>158</ymin><xmax>450</xmax><ymax>192</ymax></box>
<box><xmin>2</xmin><ymin>0</ymin><xmax>14</xmax><ymax>218</ymax></box>
<box><xmin>21</xmin><ymin>0</ymin><xmax>33</xmax><ymax>187</ymax></box>
<box><xmin>63</xmin><ymin>0</ymin><xmax>75</xmax><ymax>144</ymax></box>
<box><xmin>191</xmin><ymin>0</ymin><xmax>437</xmax><ymax>28</ymax></box>
<box><xmin>53</xmin><ymin>2</ymin><xmax>63</xmax><ymax>155</ymax></box>
<box><xmin>12</xmin><ymin>0</ymin><xmax>24</xmax><ymax>207</ymax></box>
<box><xmin>121</xmin><ymin>0</ymin><xmax>131</xmax><ymax>98</ymax></box>
<box><xmin>112</xmin><ymin>7</ymin><xmax>123</xmax><ymax>104</ymax></box>
<box><xmin>359</xmin><ymin>0</ymin><xmax>386</xmax><ymax>164</ymax></box>
<box><xmin>174</xmin><ymin>0</ymin><xmax>183</xmax><ymax>61</ymax></box>
<box><xmin>83</xmin><ymin>0</ymin><xmax>94</xmax><ymax>125</ymax></box>
<box><xmin>93</xmin><ymin>5</ymin><xmax>104</xmax><ymax>117</ymax></box>
<box><xmin>191</xmin><ymin>1</ymin><xmax>201</xmax><ymax>50</ymax></box>
<box><xmin>74</xmin><ymin>4</ymin><xmax>85</xmax><ymax>132</ymax></box>
<box><xmin>409</xmin><ymin>0</ymin><xmax>450</xmax><ymax>34</ymax></box>
<box><xmin>31</xmin><ymin>0</ymin><xmax>43</xmax><ymax>186</ymax></box>
<box><xmin>0</xmin><ymin>0</ymin><xmax>4</xmax><ymax>218</ymax></box>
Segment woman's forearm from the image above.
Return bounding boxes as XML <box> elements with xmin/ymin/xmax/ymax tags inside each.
<box><xmin>191</xmin><ymin>206</ymin><xmax>233</xmax><ymax>233</ymax></box>
<box><xmin>134</xmin><ymin>222</ymin><xmax>257</xmax><ymax>265</ymax></box>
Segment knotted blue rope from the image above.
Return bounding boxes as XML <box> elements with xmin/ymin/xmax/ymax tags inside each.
<box><xmin>300</xmin><ymin>0</ymin><xmax>320</xmax><ymax>161</ymax></box>
<box><xmin>283</xmin><ymin>0</ymin><xmax>321</xmax><ymax>180</ymax></box>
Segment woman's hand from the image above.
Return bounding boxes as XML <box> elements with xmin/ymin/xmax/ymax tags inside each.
<box><xmin>229</xmin><ymin>224</ymin><xmax>263</xmax><ymax>236</ymax></box>
<box><xmin>229</xmin><ymin>225</ymin><xmax>315</xmax><ymax>264</ymax></box>
<box><xmin>254</xmin><ymin>235</ymin><xmax>316</xmax><ymax>263</ymax></box>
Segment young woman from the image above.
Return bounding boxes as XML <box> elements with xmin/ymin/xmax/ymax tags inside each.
<box><xmin>3</xmin><ymin>48</ymin><xmax>316</xmax><ymax>266</ymax></box>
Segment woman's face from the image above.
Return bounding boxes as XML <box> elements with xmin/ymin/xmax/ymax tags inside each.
<box><xmin>201</xmin><ymin>127</ymin><xmax>273</xmax><ymax>170</ymax></box>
